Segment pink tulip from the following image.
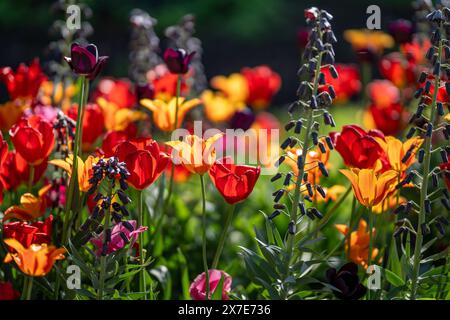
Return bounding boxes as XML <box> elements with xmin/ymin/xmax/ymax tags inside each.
<box><xmin>189</xmin><ymin>269</ymin><xmax>232</xmax><ymax>300</ymax></box>
<box><xmin>90</xmin><ymin>220</ymin><xmax>147</xmax><ymax>256</ymax></box>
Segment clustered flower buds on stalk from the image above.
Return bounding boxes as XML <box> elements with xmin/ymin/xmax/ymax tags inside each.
<box><xmin>271</xmin><ymin>7</ymin><xmax>337</xmax><ymax>224</ymax></box>
<box><xmin>75</xmin><ymin>157</ymin><xmax>133</xmax><ymax>253</ymax></box>
<box><xmin>395</xmin><ymin>5</ymin><xmax>450</xmax><ymax>299</ymax></box>
<box><xmin>269</xmin><ymin>7</ymin><xmax>338</xmax><ymax>293</ymax></box>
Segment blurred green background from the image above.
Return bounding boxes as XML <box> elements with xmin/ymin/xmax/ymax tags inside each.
<box><xmin>0</xmin><ymin>0</ymin><xmax>413</xmax><ymax>105</ymax></box>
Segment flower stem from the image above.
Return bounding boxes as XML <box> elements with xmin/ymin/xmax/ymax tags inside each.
<box><xmin>27</xmin><ymin>165</ymin><xmax>35</xmax><ymax>193</ymax></box>
<box><xmin>21</xmin><ymin>276</ymin><xmax>33</xmax><ymax>300</ymax></box>
<box><xmin>199</xmin><ymin>174</ymin><xmax>210</xmax><ymax>299</ymax></box>
<box><xmin>97</xmin><ymin>182</ymin><xmax>113</xmax><ymax>300</ymax></box>
<box><xmin>367</xmin><ymin>206</ymin><xmax>374</xmax><ymax>300</ymax></box>
<box><xmin>285</xmin><ymin>46</ymin><xmax>324</xmax><ymax>278</ymax></box>
<box><xmin>347</xmin><ymin>196</ymin><xmax>357</xmax><ymax>259</ymax></box>
<box><xmin>165</xmin><ymin>75</ymin><xmax>182</xmax><ymax>210</ymax></box>
<box><xmin>212</xmin><ymin>204</ymin><xmax>236</xmax><ymax>269</ymax></box>
<box><xmin>410</xmin><ymin>30</ymin><xmax>443</xmax><ymax>300</ymax></box>
<box><xmin>137</xmin><ymin>190</ymin><xmax>148</xmax><ymax>299</ymax></box>
<box><xmin>62</xmin><ymin>76</ymin><xmax>89</xmax><ymax>246</ymax></box>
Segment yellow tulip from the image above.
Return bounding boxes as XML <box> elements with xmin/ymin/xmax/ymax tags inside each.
<box><xmin>375</xmin><ymin>136</ymin><xmax>423</xmax><ymax>173</ymax></box>
<box><xmin>3</xmin><ymin>239</ymin><xmax>65</xmax><ymax>277</ymax></box>
<box><xmin>166</xmin><ymin>133</ymin><xmax>223</xmax><ymax>175</ymax></box>
<box><xmin>97</xmin><ymin>97</ymin><xmax>147</xmax><ymax>132</ymax></box>
<box><xmin>344</xmin><ymin>29</ymin><xmax>394</xmax><ymax>54</ymax></box>
<box><xmin>140</xmin><ymin>97</ymin><xmax>201</xmax><ymax>132</ymax></box>
<box><xmin>210</xmin><ymin>73</ymin><xmax>248</xmax><ymax>103</ymax></box>
<box><xmin>335</xmin><ymin>219</ymin><xmax>379</xmax><ymax>269</ymax></box>
<box><xmin>201</xmin><ymin>90</ymin><xmax>245</xmax><ymax>123</ymax></box>
<box><xmin>49</xmin><ymin>155</ymin><xmax>99</xmax><ymax>192</ymax></box>
<box><xmin>340</xmin><ymin>168</ymin><xmax>398</xmax><ymax>209</ymax></box>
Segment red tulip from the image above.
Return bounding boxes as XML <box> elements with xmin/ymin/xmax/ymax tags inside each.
<box><xmin>209</xmin><ymin>157</ymin><xmax>260</xmax><ymax>204</ymax></box>
<box><xmin>379</xmin><ymin>53</ymin><xmax>415</xmax><ymax>88</ymax></box>
<box><xmin>241</xmin><ymin>65</ymin><xmax>281</xmax><ymax>109</ymax></box>
<box><xmin>367</xmin><ymin>80</ymin><xmax>400</xmax><ymax>108</ymax></box>
<box><xmin>369</xmin><ymin>102</ymin><xmax>407</xmax><ymax>136</ymax></box>
<box><xmin>0</xmin><ymin>58</ymin><xmax>47</xmax><ymax>100</ymax></box>
<box><xmin>0</xmin><ymin>282</ymin><xmax>20</xmax><ymax>300</ymax></box>
<box><xmin>67</xmin><ymin>103</ymin><xmax>105</xmax><ymax>151</ymax></box>
<box><xmin>3</xmin><ymin>215</ymin><xmax>53</xmax><ymax>249</ymax></box>
<box><xmin>320</xmin><ymin>64</ymin><xmax>361</xmax><ymax>103</ymax></box>
<box><xmin>9</xmin><ymin>115</ymin><xmax>55</xmax><ymax>166</ymax></box>
<box><xmin>0</xmin><ymin>151</ymin><xmax>48</xmax><ymax>191</ymax></box>
<box><xmin>330</xmin><ymin>125</ymin><xmax>387</xmax><ymax>169</ymax></box>
<box><xmin>146</xmin><ymin>64</ymin><xmax>190</xmax><ymax>100</ymax></box>
<box><xmin>99</xmin><ymin>130</ymin><xmax>130</xmax><ymax>157</ymax></box>
<box><xmin>115</xmin><ymin>137</ymin><xmax>169</xmax><ymax>190</ymax></box>
<box><xmin>93</xmin><ymin>78</ymin><xmax>136</xmax><ymax>108</ymax></box>
<box><xmin>189</xmin><ymin>269</ymin><xmax>232</xmax><ymax>300</ymax></box>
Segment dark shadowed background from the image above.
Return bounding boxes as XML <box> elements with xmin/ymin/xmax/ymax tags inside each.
<box><xmin>0</xmin><ymin>0</ymin><xmax>413</xmax><ymax>105</ymax></box>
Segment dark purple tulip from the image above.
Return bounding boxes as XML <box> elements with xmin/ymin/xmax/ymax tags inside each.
<box><xmin>163</xmin><ymin>48</ymin><xmax>195</xmax><ymax>74</ymax></box>
<box><xmin>326</xmin><ymin>262</ymin><xmax>367</xmax><ymax>300</ymax></box>
<box><xmin>229</xmin><ymin>107</ymin><xmax>256</xmax><ymax>131</ymax></box>
<box><xmin>135</xmin><ymin>83</ymin><xmax>155</xmax><ymax>101</ymax></box>
<box><xmin>388</xmin><ymin>19</ymin><xmax>414</xmax><ymax>44</ymax></box>
<box><xmin>64</xmin><ymin>43</ymin><xmax>108</xmax><ymax>80</ymax></box>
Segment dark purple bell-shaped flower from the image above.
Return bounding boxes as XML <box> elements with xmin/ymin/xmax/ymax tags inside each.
<box><xmin>65</xmin><ymin>43</ymin><xmax>108</xmax><ymax>80</ymax></box>
<box><xmin>326</xmin><ymin>262</ymin><xmax>367</xmax><ymax>300</ymax></box>
<box><xmin>135</xmin><ymin>83</ymin><xmax>155</xmax><ymax>101</ymax></box>
<box><xmin>229</xmin><ymin>107</ymin><xmax>256</xmax><ymax>131</ymax></box>
<box><xmin>163</xmin><ymin>48</ymin><xmax>195</xmax><ymax>74</ymax></box>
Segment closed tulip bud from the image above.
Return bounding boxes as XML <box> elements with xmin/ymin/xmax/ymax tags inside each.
<box><xmin>163</xmin><ymin>48</ymin><xmax>195</xmax><ymax>74</ymax></box>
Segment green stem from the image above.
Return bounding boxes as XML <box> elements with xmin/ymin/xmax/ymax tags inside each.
<box><xmin>164</xmin><ymin>75</ymin><xmax>182</xmax><ymax>209</ymax></box>
<box><xmin>367</xmin><ymin>206</ymin><xmax>374</xmax><ymax>300</ymax></box>
<box><xmin>137</xmin><ymin>190</ymin><xmax>148</xmax><ymax>299</ymax></box>
<box><xmin>347</xmin><ymin>196</ymin><xmax>357</xmax><ymax>259</ymax></box>
<box><xmin>21</xmin><ymin>276</ymin><xmax>33</xmax><ymax>300</ymax></box>
<box><xmin>97</xmin><ymin>182</ymin><xmax>113</xmax><ymax>300</ymax></box>
<box><xmin>199</xmin><ymin>174</ymin><xmax>210</xmax><ymax>299</ymax></box>
<box><xmin>212</xmin><ymin>204</ymin><xmax>236</xmax><ymax>269</ymax></box>
<box><xmin>27</xmin><ymin>165</ymin><xmax>35</xmax><ymax>193</ymax></box>
<box><xmin>410</xmin><ymin>30</ymin><xmax>442</xmax><ymax>300</ymax></box>
<box><xmin>285</xmin><ymin>46</ymin><xmax>324</xmax><ymax>278</ymax></box>
<box><xmin>62</xmin><ymin>76</ymin><xmax>89</xmax><ymax>246</ymax></box>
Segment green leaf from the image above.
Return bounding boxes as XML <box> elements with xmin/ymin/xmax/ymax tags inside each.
<box><xmin>384</xmin><ymin>268</ymin><xmax>405</xmax><ymax>287</ymax></box>
<box><xmin>211</xmin><ymin>274</ymin><xmax>225</xmax><ymax>300</ymax></box>
<box><xmin>177</xmin><ymin>248</ymin><xmax>191</xmax><ymax>300</ymax></box>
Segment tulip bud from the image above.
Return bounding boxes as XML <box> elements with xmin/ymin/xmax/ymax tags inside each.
<box><xmin>163</xmin><ymin>48</ymin><xmax>195</xmax><ymax>74</ymax></box>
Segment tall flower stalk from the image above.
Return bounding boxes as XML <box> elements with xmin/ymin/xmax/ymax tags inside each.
<box><xmin>269</xmin><ymin>7</ymin><xmax>338</xmax><ymax>297</ymax></box>
<box><xmin>405</xmin><ymin>7</ymin><xmax>450</xmax><ymax>299</ymax></box>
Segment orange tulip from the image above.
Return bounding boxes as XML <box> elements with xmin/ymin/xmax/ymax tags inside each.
<box><xmin>335</xmin><ymin>219</ymin><xmax>379</xmax><ymax>269</ymax></box>
<box><xmin>344</xmin><ymin>29</ymin><xmax>394</xmax><ymax>54</ymax></box>
<box><xmin>166</xmin><ymin>133</ymin><xmax>223</xmax><ymax>175</ymax></box>
<box><xmin>372</xmin><ymin>193</ymin><xmax>407</xmax><ymax>214</ymax></box>
<box><xmin>49</xmin><ymin>155</ymin><xmax>98</xmax><ymax>192</ymax></box>
<box><xmin>97</xmin><ymin>97</ymin><xmax>147</xmax><ymax>132</ymax></box>
<box><xmin>210</xmin><ymin>73</ymin><xmax>249</xmax><ymax>104</ymax></box>
<box><xmin>3</xmin><ymin>185</ymin><xmax>51</xmax><ymax>221</ymax></box>
<box><xmin>140</xmin><ymin>97</ymin><xmax>201</xmax><ymax>132</ymax></box>
<box><xmin>3</xmin><ymin>238</ymin><xmax>65</xmax><ymax>277</ymax></box>
<box><xmin>340</xmin><ymin>168</ymin><xmax>397</xmax><ymax>209</ymax></box>
<box><xmin>374</xmin><ymin>136</ymin><xmax>423</xmax><ymax>174</ymax></box>
<box><xmin>201</xmin><ymin>90</ymin><xmax>244</xmax><ymax>123</ymax></box>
